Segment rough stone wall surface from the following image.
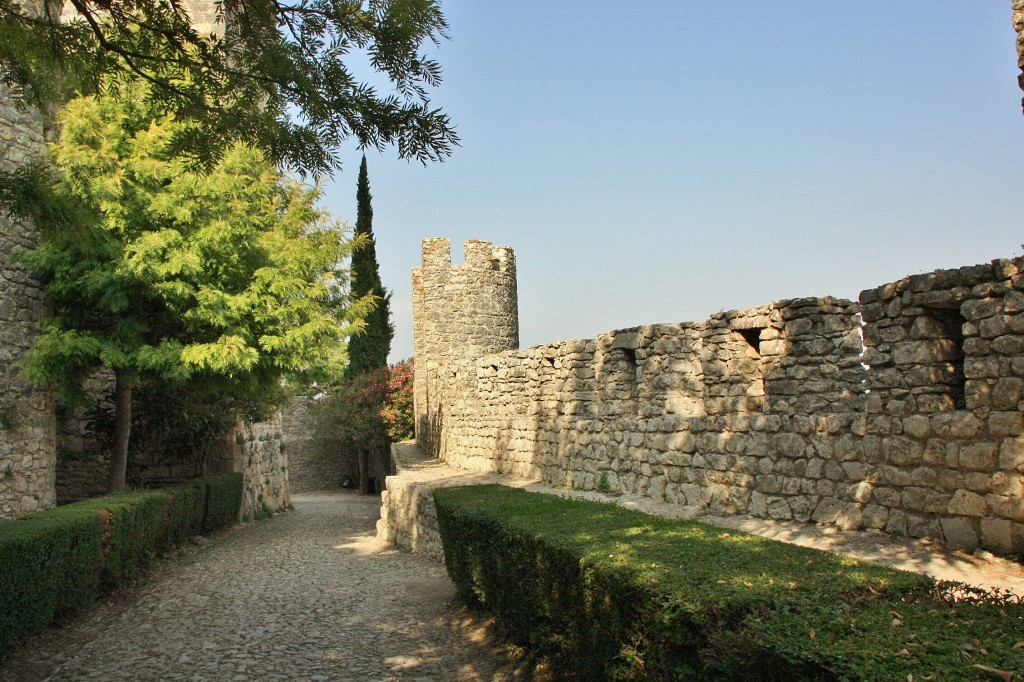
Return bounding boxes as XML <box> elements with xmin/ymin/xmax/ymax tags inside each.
<box><xmin>0</xmin><ymin>76</ymin><xmax>56</xmax><ymax>519</ymax></box>
<box><xmin>282</xmin><ymin>395</ymin><xmax>346</xmax><ymax>492</ymax></box>
<box><xmin>412</xmin><ymin>238</ymin><xmax>518</xmax><ymax>460</ymax></box>
<box><xmin>414</xmin><ymin>238</ymin><xmax>1024</xmax><ymax>554</ymax></box>
<box><xmin>217</xmin><ymin>415</ymin><xmax>291</xmax><ymax>520</ymax></box>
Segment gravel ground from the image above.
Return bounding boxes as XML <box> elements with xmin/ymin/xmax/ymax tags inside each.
<box><xmin>0</xmin><ymin>492</ymin><xmax>533</xmax><ymax>682</ymax></box>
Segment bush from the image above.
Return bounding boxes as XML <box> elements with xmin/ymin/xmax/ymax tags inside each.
<box><xmin>435</xmin><ymin>485</ymin><xmax>1024</xmax><ymax>681</ymax></box>
<box><xmin>0</xmin><ymin>472</ymin><xmax>243</xmax><ymax>658</ymax></box>
<box><xmin>0</xmin><ymin>513</ymin><xmax>104</xmax><ymax>654</ymax></box>
<box><xmin>382</xmin><ymin>359</ymin><xmax>414</xmax><ymax>442</ymax></box>
<box><xmin>35</xmin><ymin>491</ymin><xmax>171</xmax><ymax>588</ymax></box>
<box><xmin>159</xmin><ymin>481</ymin><xmax>206</xmax><ymax>551</ymax></box>
<box><xmin>197</xmin><ymin>472</ymin><xmax>243</xmax><ymax>533</ymax></box>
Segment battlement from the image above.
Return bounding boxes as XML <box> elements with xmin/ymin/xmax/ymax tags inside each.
<box><xmin>419</xmin><ymin>238</ymin><xmax>516</xmax><ymax>274</ymax></box>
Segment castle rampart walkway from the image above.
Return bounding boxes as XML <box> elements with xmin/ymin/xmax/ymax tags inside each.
<box><xmin>381</xmin><ymin>442</ymin><xmax>1024</xmax><ymax>596</ymax></box>
<box><xmin>0</xmin><ymin>493</ymin><xmax>530</xmax><ymax>681</ymax></box>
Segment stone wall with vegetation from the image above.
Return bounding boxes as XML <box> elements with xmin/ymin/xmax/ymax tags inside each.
<box><xmin>414</xmin><ymin>238</ymin><xmax>1024</xmax><ymax>554</ymax></box>
<box><xmin>215</xmin><ymin>416</ymin><xmax>290</xmax><ymax>520</ymax></box>
<box><xmin>0</xmin><ymin>59</ymin><xmax>56</xmax><ymax>520</ymax></box>
<box><xmin>281</xmin><ymin>395</ymin><xmax>350</xmax><ymax>492</ymax></box>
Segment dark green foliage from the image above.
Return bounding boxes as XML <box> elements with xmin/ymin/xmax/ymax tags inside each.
<box><xmin>84</xmin><ymin>381</ymin><xmax>238</xmax><ymax>484</ymax></box>
<box><xmin>197</xmin><ymin>473</ymin><xmax>244</xmax><ymax>533</ymax></box>
<box><xmin>0</xmin><ymin>473</ymin><xmax>243</xmax><ymax>657</ymax></box>
<box><xmin>159</xmin><ymin>481</ymin><xmax>206</xmax><ymax>551</ymax></box>
<box><xmin>345</xmin><ymin>156</ymin><xmax>394</xmax><ymax>378</ymax></box>
<box><xmin>435</xmin><ymin>485</ymin><xmax>1024</xmax><ymax>681</ymax></box>
<box><xmin>0</xmin><ymin>513</ymin><xmax>104</xmax><ymax>655</ymax></box>
<box><xmin>31</xmin><ymin>491</ymin><xmax>170</xmax><ymax>588</ymax></box>
<box><xmin>0</xmin><ymin>0</ymin><xmax>458</xmax><ymax>177</ymax></box>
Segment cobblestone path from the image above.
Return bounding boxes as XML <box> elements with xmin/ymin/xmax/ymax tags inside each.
<box><xmin>1</xmin><ymin>493</ymin><xmax>530</xmax><ymax>682</ymax></box>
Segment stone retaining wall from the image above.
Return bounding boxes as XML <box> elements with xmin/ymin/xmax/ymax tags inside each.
<box><xmin>414</xmin><ymin>238</ymin><xmax>1024</xmax><ymax>554</ymax></box>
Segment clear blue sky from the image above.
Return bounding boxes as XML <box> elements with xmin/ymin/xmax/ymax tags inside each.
<box><xmin>321</xmin><ymin>1</ymin><xmax>1024</xmax><ymax>363</ymax></box>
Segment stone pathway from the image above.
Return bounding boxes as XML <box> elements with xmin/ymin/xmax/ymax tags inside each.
<box><xmin>0</xmin><ymin>493</ymin><xmax>531</xmax><ymax>682</ymax></box>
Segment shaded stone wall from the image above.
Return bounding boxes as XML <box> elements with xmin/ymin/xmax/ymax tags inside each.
<box><xmin>282</xmin><ymin>395</ymin><xmax>347</xmax><ymax>492</ymax></box>
<box><xmin>0</xmin><ymin>0</ymin><xmax>56</xmax><ymax>519</ymax></box>
<box><xmin>414</xmin><ymin>239</ymin><xmax>1024</xmax><ymax>554</ymax></box>
<box><xmin>216</xmin><ymin>416</ymin><xmax>290</xmax><ymax>520</ymax></box>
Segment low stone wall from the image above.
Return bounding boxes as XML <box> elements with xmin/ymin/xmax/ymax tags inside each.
<box><xmin>377</xmin><ymin>442</ymin><xmax>1024</xmax><ymax>594</ymax></box>
<box><xmin>377</xmin><ymin>442</ymin><xmax>521</xmax><ymax>563</ymax></box>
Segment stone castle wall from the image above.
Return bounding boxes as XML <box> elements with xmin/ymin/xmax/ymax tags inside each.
<box><xmin>0</xmin><ymin>6</ymin><xmax>57</xmax><ymax>520</ymax></box>
<box><xmin>414</xmin><ymin>238</ymin><xmax>1024</xmax><ymax>554</ymax></box>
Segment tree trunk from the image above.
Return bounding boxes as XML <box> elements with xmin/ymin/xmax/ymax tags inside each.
<box><xmin>358</xmin><ymin>447</ymin><xmax>368</xmax><ymax>495</ymax></box>
<box><xmin>107</xmin><ymin>371</ymin><xmax>133</xmax><ymax>493</ymax></box>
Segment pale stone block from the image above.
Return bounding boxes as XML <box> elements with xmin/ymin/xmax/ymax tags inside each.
<box><xmin>989</xmin><ymin>411</ymin><xmax>1024</xmax><ymax>439</ymax></box>
<box><xmin>980</xmin><ymin>518</ymin><xmax>1014</xmax><ymax>554</ymax></box>
<box><xmin>941</xmin><ymin>517</ymin><xmax>978</xmax><ymax>550</ymax></box>
<box><xmin>947</xmin><ymin>489</ymin><xmax>988</xmax><ymax>517</ymax></box>
<box><xmin>958</xmin><ymin>443</ymin><xmax>998</xmax><ymax>471</ymax></box>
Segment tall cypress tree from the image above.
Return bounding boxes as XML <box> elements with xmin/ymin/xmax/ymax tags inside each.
<box><xmin>345</xmin><ymin>155</ymin><xmax>394</xmax><ymax>378</ymax></box>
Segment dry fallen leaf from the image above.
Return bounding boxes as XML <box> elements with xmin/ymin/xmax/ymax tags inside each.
<box><xmin>717</xmin><ymin>580</ymin><xmax>727</xmax><ymax>584</ymax></box>
<box><xmin>971</xmin><ymin>664</ymin><xmax>1015</xmax><ymax>681</ymax></box>
<box><xmin>892</xmin><ymin>619</ymin><xmax>903</xmax><ymax>626</ymax></box>
<box><xmin>808</xmin><ymin>629</ymin><xmax>816</xmax><ymax>639</ymax></box>
<box><xmin>1013</xmin><ymin>642</ymin><xmax>1024</xmax><ymax>650</ymax></box>
<box><xmin>743</xmin><ymin>582</ymin><xmax>753</xmax><ymax>588</ymax></box>
<box><xmin>896</xmin><ymin>649</ymin><xmax>910</xmax><ymax>657</ymax></box>
<box><xmin>788</xmin><ymin>582</ymin><xmax>797</xmax><ymax>589</ymax></box>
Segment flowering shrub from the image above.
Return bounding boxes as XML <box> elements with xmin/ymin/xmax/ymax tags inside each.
<box><xmin>309</xmin><ymin>359</ymin><xmax>415</xmax><ymax>488</ymax></box>
<box><xmin>382</xmin><ymin>359</ymin><xmax>414</xmax><ymax>442</ymax></box>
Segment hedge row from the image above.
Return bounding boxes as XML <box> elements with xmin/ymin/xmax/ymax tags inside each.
<box><xmin>435</xmin><ymin>485</ymin><xmax>1024</xmax><ymax>681</ymax></box>
<box><xmin>0</xmin><ymin>472</ymin><xmax>243</xmax><ymax>657</ymax></box>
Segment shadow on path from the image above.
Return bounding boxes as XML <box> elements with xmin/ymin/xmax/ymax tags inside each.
<box><xmin>1</xmin><ymin>492</ymin><xmax>533</xmax><ymax>682</ymax></box>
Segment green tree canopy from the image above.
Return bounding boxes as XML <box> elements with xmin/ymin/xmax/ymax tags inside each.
<box><xmin>345</xmin><ymin>154</ymin><xmax>393</xmax><ymax>377</ymax></box>
<box><xmin>18</xmin><ymin>81</ymin><xmax>370</xmax><ymax>490</ymax></box>
<box><xmin>0</xmin><ymin>0</ymin><xmax>458</xmax><ymax>176</ymax></box>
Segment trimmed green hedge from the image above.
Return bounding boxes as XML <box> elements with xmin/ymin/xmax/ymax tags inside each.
<box><xmin>200</xmin><ymin>472</ymin><xmax>244</xmax><ymax>533</ymax></box>
<box><xmin>0</xmin><ymin>472</ymin><xmax>243</xmax><ymax>658</ymax></box>
<box><xmin>435</xmin><ymin>485</ymin><xmax>1024</xmax><ymax>681</ymax></box>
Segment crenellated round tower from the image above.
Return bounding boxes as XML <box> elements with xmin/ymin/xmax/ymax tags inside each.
<box><xmin>412</xmin><ymin>238</ymin><xmax>518</xmax><ymax>459</ymax></box>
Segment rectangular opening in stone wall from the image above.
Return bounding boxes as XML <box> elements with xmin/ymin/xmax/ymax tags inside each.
<box><xmin>914</xmin><ymin>307</ymin><xmax>966</xmax><ymax>411</ymax></box>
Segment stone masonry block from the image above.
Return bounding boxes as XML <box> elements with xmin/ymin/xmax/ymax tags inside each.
<box><xmin>941</xmin><ymin>517</ymin><xmax>978</xmax><ymax>550</ymax></box>
<box><xmin>980</xmin><ymin>518</ymin><xmax>1014</xmax><ymax>554</ymax></box>
<box><xmin>947</xmin><ymin>489</ymin><xmax>988</xmax><ymax>517</ymax></box>
<box><xmin>989</xmin><ymin>411</ymin><xmax>1024</xmax><ymax>439</ymax></box>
